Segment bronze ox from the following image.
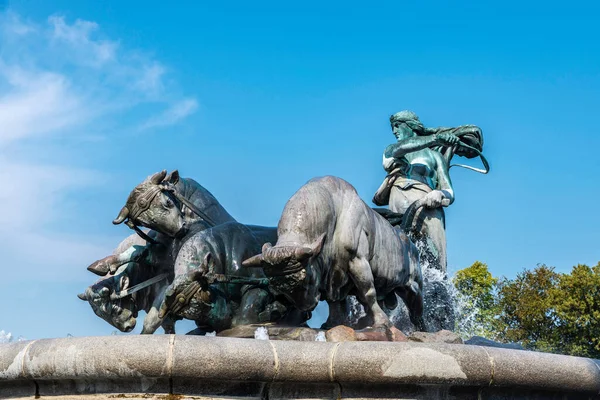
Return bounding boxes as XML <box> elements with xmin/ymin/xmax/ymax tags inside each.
<box><xmin>158</xmin><ymin>222</ymin><xmax>308</xmax><ymax>332</ymax></box>
<box><xmin>243</xmin><ymin>176</ymin><xmax>425</xmax><ymax>331</ymax></box>
<box><xmin>79</xmin><ymin>170</ymin><xmax>281</xmax><ymax>333</ymax></box>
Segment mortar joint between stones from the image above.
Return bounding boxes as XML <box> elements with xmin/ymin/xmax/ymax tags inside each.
<box><xmin>480</xmin><ymin>346</ymin><xmax>495</xmax><ymax>386</ymax></box>
<box><xmin>167</xmin><ymin>334</ymin><xmax>176</xmax><ymax>378</ymax></box>
<box><xmin>589</xmin><ymin>358</ymin><xmax>600</xmax><ymax>395</ymax></box>
<box><xmin>329</xmin><ymin>342</ymin><xmax>341</xmax><ymax>383</ymax></box>
<box><xmin>268</xmin><ymin>341</ymin><xmax>280</xmax><ymax>381</ymax></box>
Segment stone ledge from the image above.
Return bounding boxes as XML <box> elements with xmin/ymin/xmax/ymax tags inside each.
<box><xmin>1</xmin><ymin>336</ymin><xmax>599</xmax><ymax>399</ymax></box>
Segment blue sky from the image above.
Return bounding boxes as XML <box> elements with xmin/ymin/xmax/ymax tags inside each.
<box><xmin>1</xmin><ymin>0</ymin><xmax>599</xmax><ymax>340</ymax></box>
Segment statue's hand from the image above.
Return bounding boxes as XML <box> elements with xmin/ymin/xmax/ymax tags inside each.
<box><xmin>423</xmin><ymin>190</ymin><xmax>446</xmax><ymax>209</ymax></box>
<box><xmin>435</xmin><ymin>132</ymin><xmax>460</xmax><ymax>147</ymax></box>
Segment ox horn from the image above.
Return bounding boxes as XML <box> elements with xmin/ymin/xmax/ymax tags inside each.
<box><xmin>262</xmin><ymin>242</ymin><xmax>273</xmax><ymax>252</ymax></box>
<box><xmin>242</xmin><ymin>253</ymin><xmax>265</xmax><ymax>267</ymax></box>
<box><xmin>242</xmin><ymin>242</ymin><xmax>272</xmax><ymax>267</ymax></box>
<box><xmin>112</xmin><ymin>206</ymin><xmax>130</xmax><ymax>225</ymax></box>
<box><xmin>77</xmin><ymin>292</ymin><xmax>88</xmax><ymax>301</ymax></box>
<box><xmin>150</xmin><ymin>170</ymin><xmax>167</xmax><ymax>185</ymax></box>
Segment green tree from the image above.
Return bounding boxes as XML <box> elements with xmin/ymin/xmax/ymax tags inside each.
<box><xmin>552</xmin><ymin>263</ymin><xmax>600</xmax><ymax>358</ymax></box>
<box><xmin>493</xmin><ymin>265</ymin><xmax>559</xmax><ymax>352</ymax></box>
<box><xmin>453</xmin><ymin>261</ymin><xmax>498</xmax><ymax>338</ymax></box>
<box><xmin>455</xmin><ymin>261</ymin><xmax>600</xmax><ymax>357</ymax></box>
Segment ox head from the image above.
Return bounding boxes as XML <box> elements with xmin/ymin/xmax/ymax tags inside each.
<box><xmin>241</xmin><ymin>234</ymin><xmax>326</xmax><ymax>276</ymax></box>
<box><xmin>113</xmin><ymin>170</ymin><xmax>186</xmax><ymax>238</ymax></box>
<box><xmin>158</xmin><ymin>253</ymin><xmax>213</xmax><ymax>321</ymax></box>
<box><xmin>77</xmin><ymin>273</ymin><xmax>138</xmax><ymax>332</ymax></box>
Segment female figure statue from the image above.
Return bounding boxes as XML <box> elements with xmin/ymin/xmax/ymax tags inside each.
<box><xmin>373</xmin><ymin>110</ymin><xmax>485</xmax><ymax>272</ymax></box>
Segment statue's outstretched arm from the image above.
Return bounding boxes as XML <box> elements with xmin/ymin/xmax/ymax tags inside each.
<box><xmin>384</xmin><ymin>133</ymin><xmax>459</xmax><ymax>159</ymax></box>
<box><xmin>384</xmin><ymin>136</ymin><xmax>437</xmax><ymax>159</ymax></box>
<box><xmin>434</xmin><ymin>151</ymin><xmax>455</xmax><ymax>205</ymax></box>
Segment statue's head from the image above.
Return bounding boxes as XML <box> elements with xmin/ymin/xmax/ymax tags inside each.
<box><xmin>390</xmin><ymin>110</ymin><xmax>426</xmax><ymax>139</ymax></box>
<box><xmin>77</xmin><ymin>273</ymin><xmax>138</xmax><ymax>332</ymax></box>
<box><xmin>112</xmin><ymin>170</ymin><xmax>186</xmax><ymax>238</ymax></box>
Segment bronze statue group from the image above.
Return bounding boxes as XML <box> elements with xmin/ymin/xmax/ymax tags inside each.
<box><xmin>79</xmin><ymin>111</ymin><xmax>487</xmax><ymax>336</ymax></box>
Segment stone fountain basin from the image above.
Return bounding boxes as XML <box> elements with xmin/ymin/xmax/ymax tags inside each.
<box><xmin>1</xmin><ymin>335</ymin><xmax>599</xmax><ymax>399</ymax></box>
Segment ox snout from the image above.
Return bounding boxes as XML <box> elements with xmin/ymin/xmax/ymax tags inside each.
<box><xmin>121</xmin><ymin>318</ymin><xmax>136</xmax><ymax>332</ymax></box>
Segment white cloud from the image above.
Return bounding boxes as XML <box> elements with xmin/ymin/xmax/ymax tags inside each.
<box><xmin>1</xmin><ymin>11</ymin><xmax>36</xmax><ymax>36</ymax></box>
<box><xmin>0</xmin><ymin>68</ymin><xmax>84</xmax><ymax>145</ymax></box>
<box><xmin>0</xmin><ymin>158</ymin><xmax>103</xmax><ymax>228</ymax></box>
<box><xmin>140</xmin><ymin>98</ymin><xmax>199</xmax><ymax>130</ymax></box>
<box><xmin>48</xmin><ymin>15</ymin><xmax>118</xmax><ymax>66</ymax></box>
<box><xmin>0</xmin><ymin>10</ymin><xmax>199</xmax><ymax>281</ymax></box>
<box><xmin>135</xmin><ymin>62</ymin><xmax>166</xmax><ymax>96</ymax></box>
<box><xmin>0</xmin><ymin>11</ymin><xmax>198</xmax><ymax>145</ymax></box>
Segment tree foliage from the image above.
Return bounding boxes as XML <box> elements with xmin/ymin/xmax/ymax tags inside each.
<box><xmin>551</xmin><ymin>263</ymin><xmax>600</xmax><ymax>358</ymax></box>
<box><xmin>453</xmin><ymin>261</ymin><xmax>497</xmax><ymax>337</ymax></box>
<box><xmin>492</xmin><ymin>265</ymin><xmax>559</xmax><ymax>352</ymax></box>
<box><xmin>453</xmin><ymin>261</ymin><xmax>600</xmax><ymax>358</ymax></box>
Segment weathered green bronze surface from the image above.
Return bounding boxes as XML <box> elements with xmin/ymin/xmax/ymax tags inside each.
<box><xmin>374</xmin><ymin>110</ymin><xmax>487</xmax><ymax>272</ymax></box>
<box><xmin>80</xmin><ymin>110</ymin><xmax>488</xmax><ymax>336</ymax></box>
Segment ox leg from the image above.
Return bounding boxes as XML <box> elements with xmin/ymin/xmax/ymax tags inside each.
<box><xmin>142</xmin><ymin>288</ymin><xmax>168</xmax><ymax>334</ymax></box>
<box><xmin>141</xmin><ymin>307</ymin><xmax>165</xmax><ymax>334</ymax></box>
<box><xmin>348</xmin><ymin>257</ymin><xmax>391</xmax><ymax>329</ymax></box>
<box><xmin>321</xmin><ymin>300</ymin><xmax>348</xmax><ymax>330</ymax></box>
<box><xmin>232</xmin><ymin>287</ymin><xmax>270</xmax><ymax>326</ymax></box>
<box><xmin>396</xmin><ymin>285</ymin><xmax>426</xmax><ymax>332</ymax></box>
<box><xmin>161</xmin><ymin>315</ymin><xmax>179</xmax><ymax>334</ymax></box>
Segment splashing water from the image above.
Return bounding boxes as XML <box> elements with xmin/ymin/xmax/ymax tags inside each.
<box><xmin>315</xmin><ymin>331</ymin><xmax>326</xmax><ymax>342</ymax></box>
<box><xmin>344</xmin><ymin>237</ymin><xmax>485</xmax><ymax>338</ymax></box>
<box><xmin>204</xmin><ymin>331</ymin><xmax>217</xmax><ymax>337</ymax></box>
<box><xmin>346</xmin><ymin>296</ymin><xmax>366</xmax><ymax>326</ymax></box>
<box><xmin>418</xmin><ymin>237</ymin><xmax>487</xmax><ymax>337</ymax></box>
<box><xmin>254</xmin><ymin>326</ymin><xmax>270</xmax><ymax>340</ymax></box>
<box><xmin>0</xmin><ymin>330</ymin><xmax>13</xmax><ymax>343</ymax></box>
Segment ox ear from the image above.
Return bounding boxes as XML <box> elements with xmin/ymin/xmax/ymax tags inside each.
<box><xmin>166</xmin><ymin>170</ymin><xmax>180</xmax><ymax>185</ymax></box>
<box><xmin>309</xmin><ymin>233</ymin><xmax>326</xmax><ymax>256</ymax></box>
<box><xmin>203</xmin><ymin>252</ymin><xmax>212</xmax><ymax>267</ymax></box>
<box><xmin>150</xmin><ymin>170</ymin><xmax>167</xmax><ymax>185</ymax></box>
<box><xmin>294</xmin><ymin>235</ymin><xmax>325</xmax><ymax>261</ymax></box>
<box><xmin>77</xmin><ymin>292</ymin><xmax>88</xmax><ymax>301</ymax></box>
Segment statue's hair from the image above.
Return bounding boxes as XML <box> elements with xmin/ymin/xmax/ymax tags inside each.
<box><xmin>430</xmin><ymin>125</ymin><xmax>484</xmax><ymax>163</ymax></box>
<box><xmin>389</xmin><ymin>110</ymin><xmax>427</xmax><ymax>135</ymax></box>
